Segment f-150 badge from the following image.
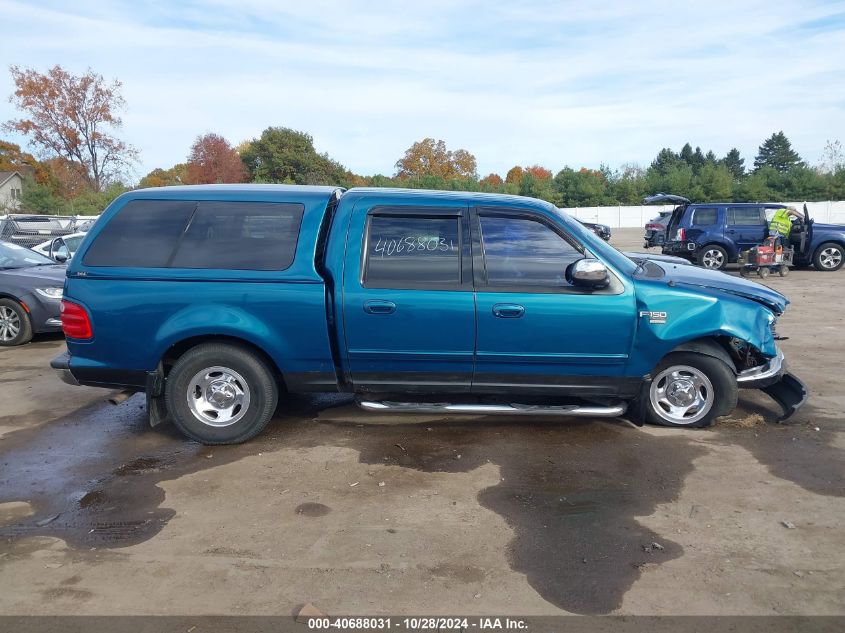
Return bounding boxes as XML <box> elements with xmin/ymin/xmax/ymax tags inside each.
<box><xmin>639</xmin><ymin>310</ymin><xmax>667</xmax><ymax>324</ymax></box>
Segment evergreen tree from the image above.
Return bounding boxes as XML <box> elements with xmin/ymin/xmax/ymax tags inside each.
<box><xmin>722</xmin><ymin>148</ymin><xmax>745</xmax><ymax>179</ymax></box>
<box><xmin>753</xmin><ymin>131</ymin><xmax>804</xmax><ymax>173</ymax></box>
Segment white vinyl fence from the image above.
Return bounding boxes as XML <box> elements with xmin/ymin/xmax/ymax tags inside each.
<box><xmin>565</xmin><ymin>201</ymin><xmax>845</xmax><ymax>228</ymax></box>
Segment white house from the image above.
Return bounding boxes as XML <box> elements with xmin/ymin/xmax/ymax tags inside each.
<box><xmin>0</xmin><ymin>171</ymin><xmax>24</xmax><ymax>212</ymax></box>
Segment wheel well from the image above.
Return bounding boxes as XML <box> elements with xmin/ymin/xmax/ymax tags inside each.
<box><xmin>814</xmin><ymin>240</ymin><xmax>845</xmax><ymax>254</ymax></box>
<box><xmin>160</xmin><ymin>335</ymin><xmax>285</xmax><ymax>387</ymax></box>
<box><xmin>665</xmin><ymin>337</ymin><xmax>737</xmax><ymax>374</ymax></box>
<box><xmin>698</xmin><ymin>242</ymin><xmax>732</xmax><ymax>260</ymax></box>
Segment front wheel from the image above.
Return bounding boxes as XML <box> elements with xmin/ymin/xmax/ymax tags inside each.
<box><xmin>165</xmin><ymin>342</ymin><xmax>279</xmax><ymax>444</ymax></box>
<box><xmin>0</xmin><ymin>298</ymin><xmax>33</xmax><ymax>347</ymax></box>
<box><xmin>813</xmin><ymin>242</ymin><xmax>844</xmax><ymax>272</ymax></box>
<box><xmin>699</xmin><ymin>244</ymin><xmax>728</xmax><ymax>270</ymax></box>
<box><xmin>644</xmin><ymin>352</ymin><xmax>737</xmax><ymax>428</ymax></box>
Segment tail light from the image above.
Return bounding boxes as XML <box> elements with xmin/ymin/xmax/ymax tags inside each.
<box><xmin>645</xmin><ymin>223</ymin><xmax>661</xmax><ymax>230</ymax></box>
<box><xmin>674</xmin><ymin>228</ymin><xmax>685</xmax><ymax>241</ymax></box>
<box><xmin>61</xmin><ymin>300</ymin><xmax>93</xmax><ymax>340</ymax></box>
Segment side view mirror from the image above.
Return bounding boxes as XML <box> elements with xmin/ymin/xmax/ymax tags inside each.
<box><xmin>54</xmin><ymin>253</ymin><xmax>68</xmax><ymax>263</ymax></box>
<box><xmin>567</xmin><ymin>258</ymin><xmax>609</xmax><ymax>289</ymax></box>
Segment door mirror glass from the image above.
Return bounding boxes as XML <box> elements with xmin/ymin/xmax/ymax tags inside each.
<box><xmin>567</xmin><ymin>258</ymin><xmax>609</xmax><ymax>289</ymax></box>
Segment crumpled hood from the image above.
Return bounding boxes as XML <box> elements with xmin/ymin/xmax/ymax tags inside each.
<box><xmin>659</xmin><ymin>262</ymin><xmax>788</xmax><ymax>314</ymax></box>
<box><xmin>0</xmin><ymin>264</ymin><xmax>67</xmax><ymax>286</ymax></box>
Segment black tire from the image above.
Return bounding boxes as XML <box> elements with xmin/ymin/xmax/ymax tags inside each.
<box><xmin>812</xmin><ymin>242</ymin><xmax>844</xmax><ymax>272</ymax></box>
<box><xmin>698</xmin><ymin>244</ymin><xmax>728</xmax><ymax>270</ymax></box>
<box><xmin>0</xmin><ymin>298</ymin><xmax>33</xmax><ymax>347</ymax></box>
<box><xmin>164</xmin><ymin>342</ymin><xmax>278</xmax><ymax>445</ymax></box>
<box><xmin>758</xmin><ymin>266</ymin><xmax>770</xmax><ymax>279</ymax></box>
<box><xmin>643</xmin><ymin>352</ymin><xmax>737</xmax><ymax>428</ymax></box>
<box><xmin>778</xmin><ymin>265</ymin><xmax>789</xmax><ymax>277</ymax></box>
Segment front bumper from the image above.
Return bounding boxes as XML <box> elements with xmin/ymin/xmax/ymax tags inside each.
<box><xmin>736</xmin><ymin>349</ymin><xmax>785</xmax><ymax>388</ymax></box>
<box><xmin>50</xmin><ymin>351</ymin><xmax>79</xmax><ymax>386</ymax></box>
<box><xmin>736</xmin><ymin>349</ymin><xmax>808</xmax><ymax>420</ymax></box>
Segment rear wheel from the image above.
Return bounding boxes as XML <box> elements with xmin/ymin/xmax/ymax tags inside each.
<box><xmin>812</xmin><ymin>242</ymin><xmax>844</xmax><ymax>272</ymax></box>
<box><xmin>758</xmin><ymin>266</ymin><xmax>770</xmax><ymax>279</ymax></box>
<box><xmin>0</xmin><ymin>299</ymin><xmax>33</xmax><ymax>347</ymax></box>
<box><xmin>644</xmin><ymin>352</ymin><xmax>737</xmax><ymax>428</ymax></box>
<box><xmin>165</xmin><ymin>342</ymin><xmax>278</xmax><ymax>444</ymax></box>
<box><xmin>699</xmin><ymin>244</ymin><xmax>728</xmax><ymax>270</ymax></box>
<box><xmin>778</xmin><ymin>265</ymin><xmax>789</xmax><ymax>277</ymax></box>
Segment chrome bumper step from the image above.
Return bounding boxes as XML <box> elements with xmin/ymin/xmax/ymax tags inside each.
<box><xmin>356</xmin><ymin>399</ymin><xmax>627</xmax><ymax>417</ymax></box>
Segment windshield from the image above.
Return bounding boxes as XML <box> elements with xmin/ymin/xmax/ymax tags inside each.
<box><xmin>0</xmin><ymin>241</ymin><xmax>56</xmax><ymax>269</ymax></box>
<box><xmin>65</xmin><ymin>235</ymin><xmax>85</xmax><ymax>252</ymax></box>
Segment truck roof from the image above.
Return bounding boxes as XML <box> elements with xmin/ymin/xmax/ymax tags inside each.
<box><xmin>344</xmin><ymin>186</ymin><xmax>557</xmax><ymax>208</ymax></box>
<box><xmin>131</xmin><ymin>184</ymin><xmax>341</xmax><ymax>198</ymax></box>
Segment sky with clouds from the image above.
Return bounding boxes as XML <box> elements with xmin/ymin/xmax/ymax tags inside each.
<box><xmin>1</xmin><ymin>0</ymin><xmax>844</xmax><ymax>182</ymax></box>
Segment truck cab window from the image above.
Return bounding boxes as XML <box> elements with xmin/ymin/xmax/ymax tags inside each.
<box><xmin>479</xmin><ymin>215</ymin><xmax>582</xmax><ymax>287</ymax></box>
<box><xmin>363</xmin><ymin>215</ymin><xmax>461</xmax><ymax>287</ymax></box>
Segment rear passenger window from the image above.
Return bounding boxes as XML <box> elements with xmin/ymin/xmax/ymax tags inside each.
<box><xmin>83</xmin><ymin>200</ymin><xmax>196</xmax><ymax>267</ymax></box>
<box><xmin>727</xmin><ymin>207</ymin><xmax>765</xmax><ymax>225</ymax></box>
<box><xmin>692</xmin><ymin>207</ymin><xmax>717</xmax><ymax>225</ymax></box>
<box><xmin>169</xmin><ymin>202</ymin><xmax>303</xmax><ymax>270</ymax></box>
<box><xmin>363</xmin><ymin>215</ymin><xmax>461</xmax><ymax>287</ymax></box>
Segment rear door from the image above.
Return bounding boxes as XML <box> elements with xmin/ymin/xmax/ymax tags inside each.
<box><xmin>726</xmin><ymin>206</ymin><xmax>767</xmax><ymax>255</ymax></box>
<box><xmin>470</xmin><ymin>208</ymin><xmax>637</xmax><ymax>396</ymax></box>
<box><xmin>341</xmin><ymin>202</ymin><xmax>475</xmax><ymax>392</ymax></box>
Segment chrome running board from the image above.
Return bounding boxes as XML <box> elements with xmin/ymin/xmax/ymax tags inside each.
<box><xmin>356</xmin><ymin>399</ymin><xmax>626</xmax><ymax>418</ymax></box>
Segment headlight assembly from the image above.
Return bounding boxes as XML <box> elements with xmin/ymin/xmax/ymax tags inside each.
<box><xmin>35</xmin><ymin>287</ymin><xmax>63</xmax><ymax>299</ymax></box>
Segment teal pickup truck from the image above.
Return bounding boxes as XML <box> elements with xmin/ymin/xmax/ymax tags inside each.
<box><xmin>52</xmin><ymin>185</ymin><xmax>806</xmax><ymax>444</ymax></box>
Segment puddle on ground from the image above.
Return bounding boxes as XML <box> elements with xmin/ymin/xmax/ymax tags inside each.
<box><xmin>0</xmin><ymin>391</ymin><xmax>841</xmax><ymax>615</ymax></box>
<box><xmin>295</xmin><ymin>502</ymin><xmax>332</xmax><ymax>517</ymax></box>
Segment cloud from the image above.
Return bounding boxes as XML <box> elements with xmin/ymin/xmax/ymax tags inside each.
<box><xmin>1</xmin><ymin>0</ymin><xmax>843</xmax><ymax>180</ymax></box>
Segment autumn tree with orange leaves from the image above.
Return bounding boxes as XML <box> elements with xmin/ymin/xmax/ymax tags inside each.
<box><xmin>479</xmin><ymin>173</ymin><xmax>504</xmax><ymax>188</ymax></box>
<box><xmin>4</xmin><ymin>65</ymin><xmax>137</xmax><ymax>191</ymax></box>
<box><xmin>184</xmin><ymin>133</ymin><xmax>247</xmax><ymax>185</ymax></box>
<box><xmin>395</xmin><ymin>138</ymin><xmax>477</xmax><ymax>180</ymax></box>
<box><xmin>505</xmin><ymin>165</ymin><xmax>525</xmax><ymax>184</ymax></box>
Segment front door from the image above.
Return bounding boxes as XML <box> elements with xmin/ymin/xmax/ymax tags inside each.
<box><xmin>471</xmin><ymin>208</ymin><xmax>636</xmax><ymax>396</ymax></box>
<box><xmin>342</xmin><ymin>202</ymin><xmax>475</xmax><ymax>393</ymax></box>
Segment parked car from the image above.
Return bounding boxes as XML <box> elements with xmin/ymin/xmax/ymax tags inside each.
<box><xmin>646</xmin><ymin>193</ymin><xmax>845</xmax><ymax>271</ymax></box>
<box><xmin>32</xmin><ymin>232</ymin><xmax>88</xmax><ymax>262</ymax></box>
<box><xmin>53</xmin><ymin>185</ymin><xmax>806</xmax><ymax>444</ymax></box>
<box><xmin>643</xmin><ymin>210</ymin><xmax>674</xmax><ymax>248</ymax></box>
<box><xmin>0</xmin><ymin>240</ymin><xmax>65</xmax><ymax>346</ymax></box>
<box><xmin>578</xmin><ymin>219</ymin><xmax>611</xmax><ymax>241</ymax></box>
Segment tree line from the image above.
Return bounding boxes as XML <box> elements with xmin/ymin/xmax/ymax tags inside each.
<box><xmin>3</xmin><ymin>65</ymin><xmax>844</xmax><ymax>216</ymax></box>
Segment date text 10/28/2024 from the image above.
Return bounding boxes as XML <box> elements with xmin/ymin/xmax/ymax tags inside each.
<box><xmin>307</xmin><ymin>617</ymin><xmax>528</xmax><ymax>630</ymax></box>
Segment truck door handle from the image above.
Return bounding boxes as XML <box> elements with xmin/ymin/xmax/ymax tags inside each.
<box><xmin>363</xmin><ymin>300</ymin><xmax>396</xmax><ymax>315</ymax></box>
<box><xmin>492</xmin><ymin>303</ymin><xmax>525</xmax><ymax>318</ymax></box>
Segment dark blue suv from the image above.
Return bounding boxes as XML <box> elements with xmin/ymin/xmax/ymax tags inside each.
<box><xmin>646</xmin><ymin>194</ymin><xmax>845</xmax><ymax>271</ymax></box>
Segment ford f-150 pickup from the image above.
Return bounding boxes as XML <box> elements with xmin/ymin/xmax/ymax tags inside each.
<box><xmin>51</xmin><ymin>185</ymin><xmax>807</xmax><ymax>444</ymax></box>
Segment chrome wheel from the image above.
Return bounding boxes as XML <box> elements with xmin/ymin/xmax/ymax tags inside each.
<box><xmin>0</xmin><ymin>306</ymin><xmax>21</xmax><ymax>342</ymax></box>
<box><xmin>701</xmin><ymin>248</ymin><xmax>725</xmax><ymax>269</ymax></box>
<box><xmin>649</xmin><ymin>365</ymin><xmax>714</xmax><ymax>426</ymax></box>
<box><xmin>818</xmin><ymin>246</ymin><xmax>842</xmax><ymax>270</ymax></box>
<box><xmin>186</xmin><ymin>365</ymin><xmax>251</xmax><ymax>427</ymax></box>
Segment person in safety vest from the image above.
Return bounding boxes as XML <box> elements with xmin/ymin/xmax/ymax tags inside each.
<box><xmin>768</xmin><ymin>206</ymin><xmax>802</xmax><ymax>245</ymax></box>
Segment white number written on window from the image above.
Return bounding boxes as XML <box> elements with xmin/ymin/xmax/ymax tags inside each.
<box><xmin>373</xmin><ymin>236</ymin><xmax>456</xmax><ymax>258</ymax></box>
